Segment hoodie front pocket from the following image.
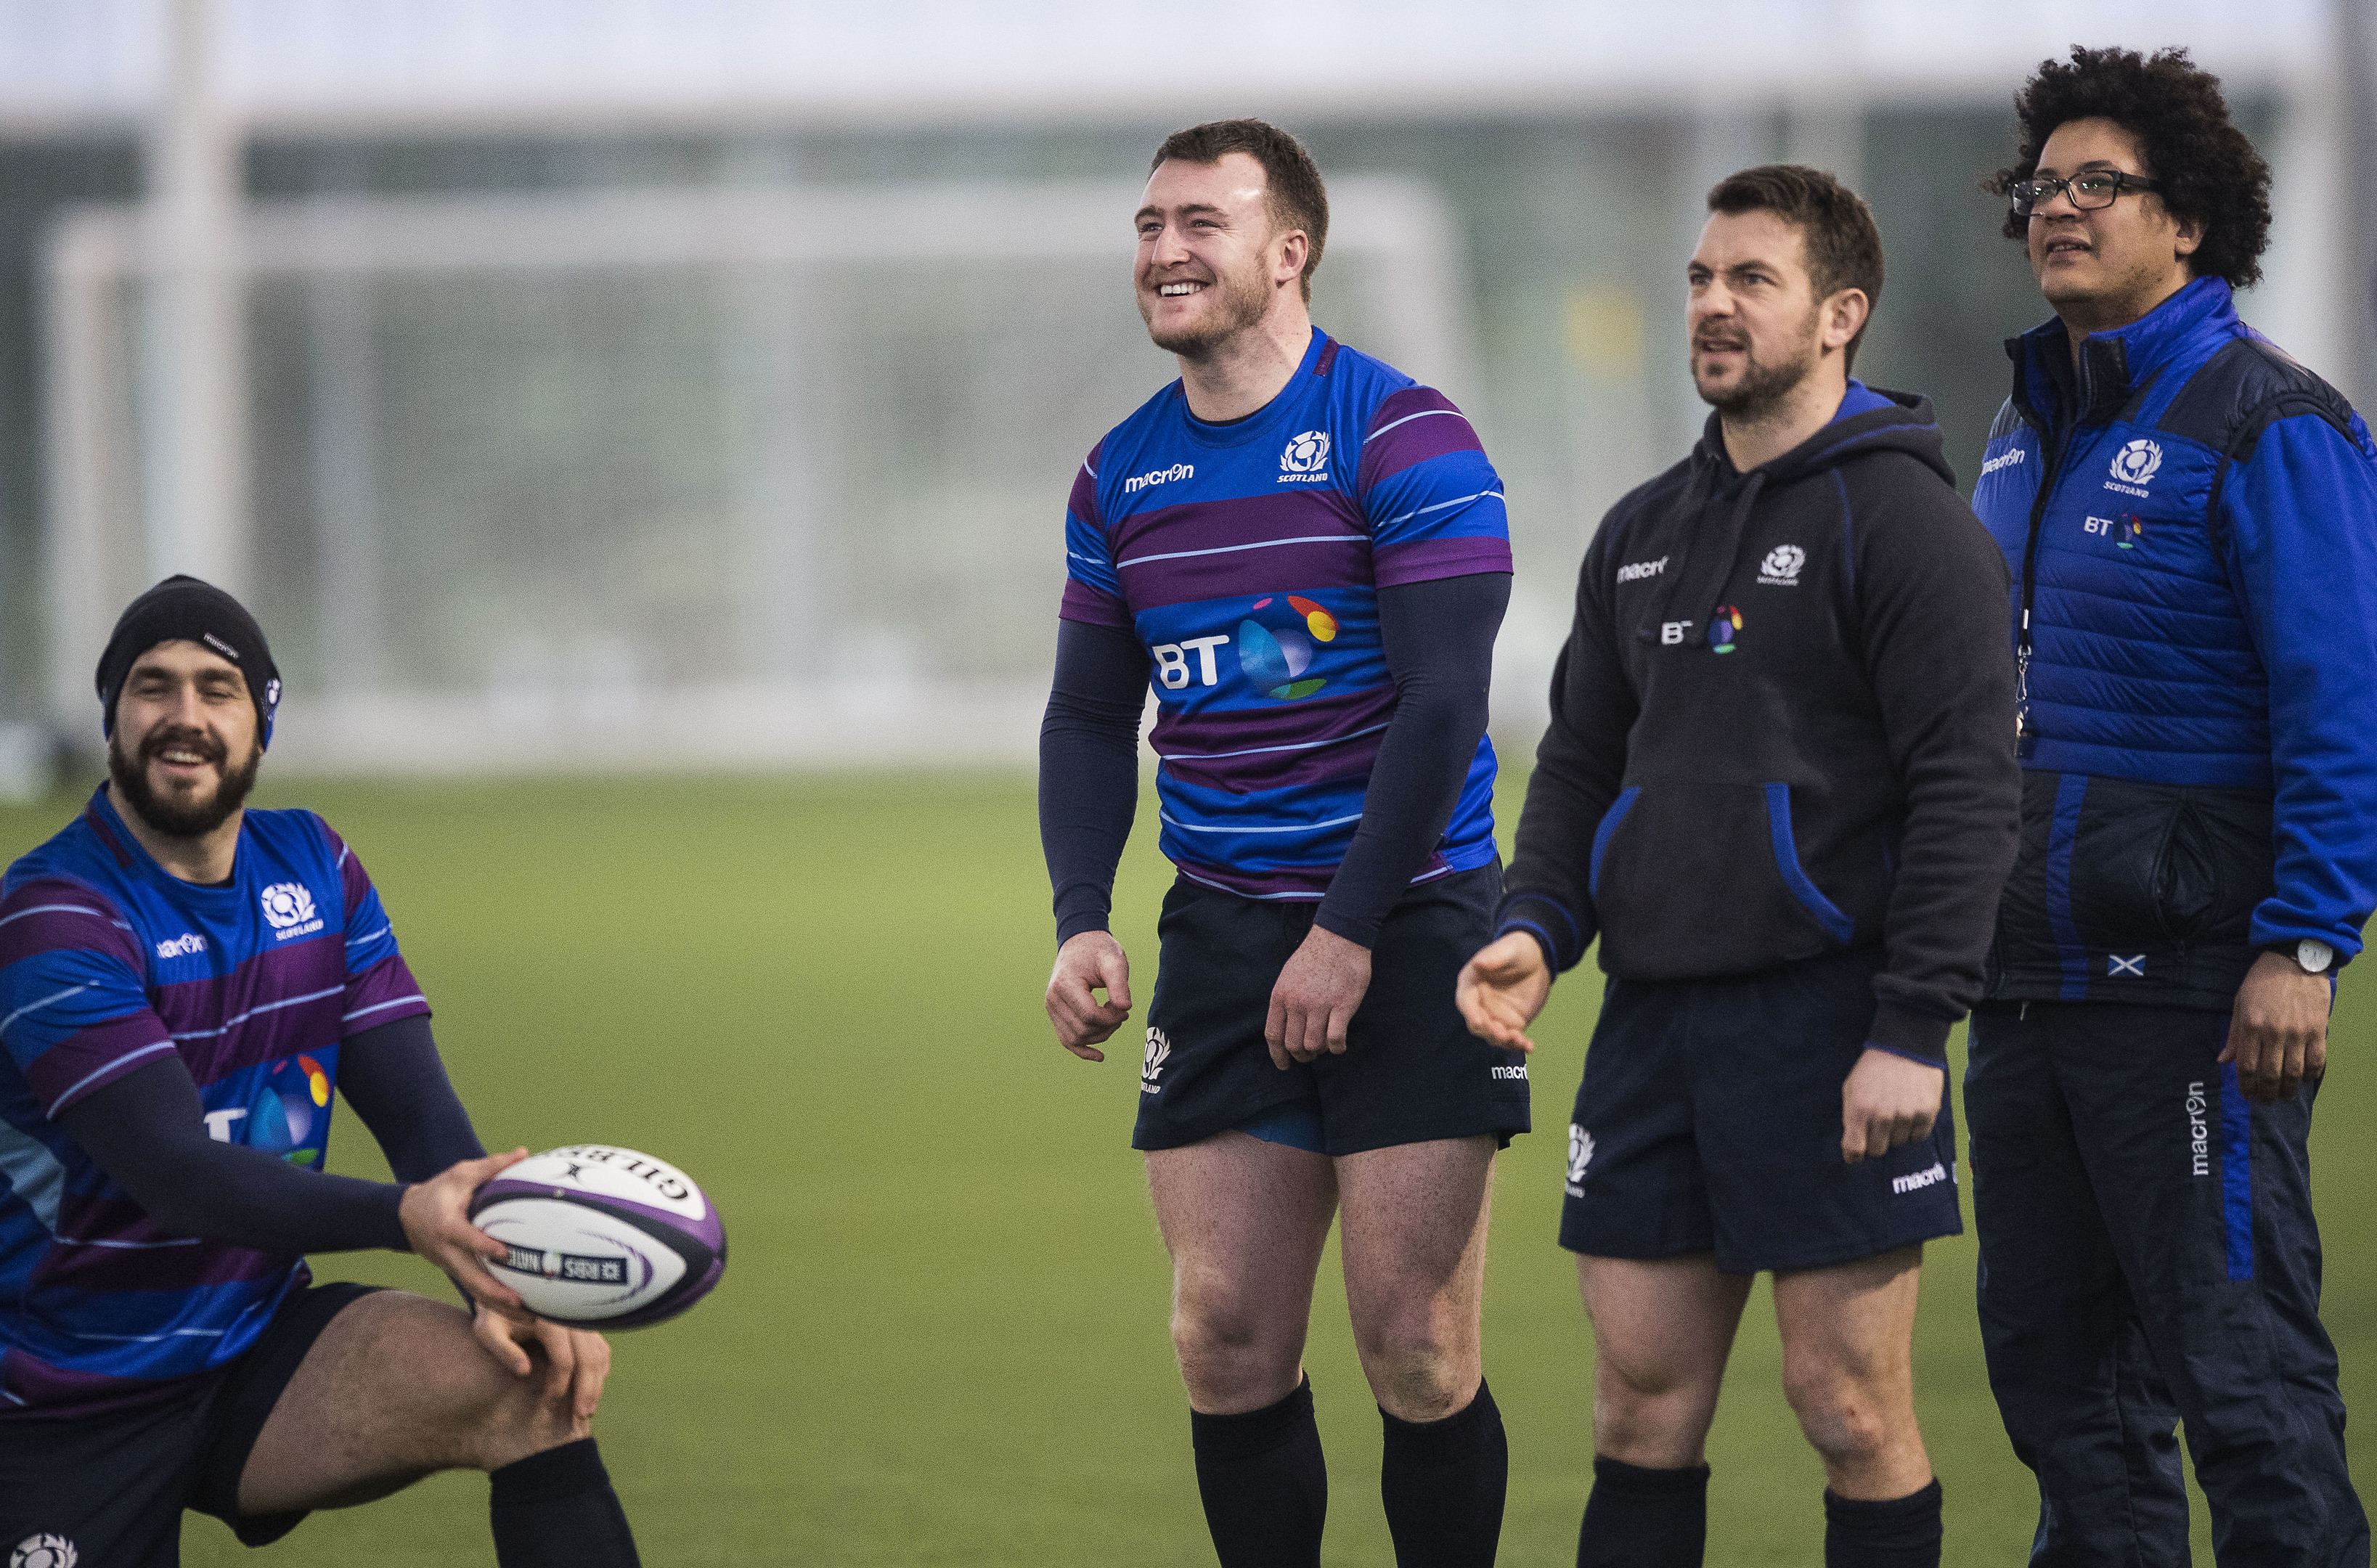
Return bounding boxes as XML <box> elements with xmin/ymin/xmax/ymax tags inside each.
<box><xmin>1764</xmin><ymin>783</ymin><xmax>1856</xmax><ymax>942</ymax></box>
<box><xmin>1589</xmin><ymin>779</ymin><xmax>1859</xmax><ymax>981</ymax></box>
<box><xmin>1589</xmin><ymin>786</ymin><xmax>1642</xmax><ymax>902</ymax></box>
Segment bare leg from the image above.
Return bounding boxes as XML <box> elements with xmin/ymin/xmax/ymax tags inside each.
<box><xmin>1146</xmin><ymin>1130</ymin><xmax>1340</xmax><ymax>1413</ymax></box>
<box><xmin>1337</xmin><ymin>1135</ymin><xmax>1495</xmax><ymax>1422</ymax></box>
<box><xmin>239</xmin><ymin>1290</ymin><xmax>592</xmax><ymax>1514</ymax></box>
<box><xmin>1342</xmin><ymin>1135</ymin><xmax>1507</xmax><ymax>1568</ymax></box>
<box><xmin>1578</xmin><ymin>1254</ymin><xmax>1753</xmax><ymax>1466</ymax></box>
<box><xmin>1771</xmin><ymin>1244</ymin><xmax>1933</xmax><ymax>1500</ymax></box>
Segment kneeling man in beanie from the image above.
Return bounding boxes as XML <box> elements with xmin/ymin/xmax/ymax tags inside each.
<box><xmin>0</xmin><ymin>578</ymin><xmax>643</xmax><ymax>1567</ymax></box>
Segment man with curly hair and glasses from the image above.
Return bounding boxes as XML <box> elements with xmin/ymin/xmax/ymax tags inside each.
<box><xmin>1967</xmin><ymin>44</ymin><xmax>2377</xmax><ymax>1565</ymax></box>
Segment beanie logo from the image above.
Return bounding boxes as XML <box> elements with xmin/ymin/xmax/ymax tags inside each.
<box><xmin>199</xmin><ymin>632</ymin><xmax>240</xmax><ymax>661</ymax></box>
<box><xmin>264</xmin><ymin>679</ymin><xmax>281</xmax><ymax>707</ymax></box>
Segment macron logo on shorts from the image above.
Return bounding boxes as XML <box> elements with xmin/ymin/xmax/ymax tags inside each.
<box><xmin>1891</xmin><ymin>1161</ymin><xmax>1949</xmax><ymax>1196</ymax></box>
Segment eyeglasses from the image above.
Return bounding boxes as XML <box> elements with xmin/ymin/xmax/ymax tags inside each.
<box><xmin>2010</xmin><ymin>171</ymin><xmax>2162</xmax><ymax>216</ymax></box>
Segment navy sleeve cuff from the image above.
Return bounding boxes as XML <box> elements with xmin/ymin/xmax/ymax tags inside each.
<box><xmin>1865</xmin><ymin>999</ymin><xmax>1952</xmax><ymax>1066</ymax></box>
<box><xmin>1056</xmin><ymin>914</ymin><xmax>1111</xmax><ymax>947</ymax></box>
<box><xmin>1494</xmin><ymin>893</ymin><xmax>1589</xmax><ymax>972</ymax></box>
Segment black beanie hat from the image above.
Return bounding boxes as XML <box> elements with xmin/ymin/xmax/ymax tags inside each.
<box><xmin>95</xmin><ymin>576</ymin><xmax>282</xmax><ymax>750</ymax></box>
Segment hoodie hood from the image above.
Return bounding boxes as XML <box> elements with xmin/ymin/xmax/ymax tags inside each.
<box><xmin>1693</xmin><ymin>384</ymin><xmax>1953</xmax><ymax>490</ymax></box>
<box><xmin>1642</xmin><ymin>387</ymin><xmax>1949</xmax><ymax>646</ymax></box>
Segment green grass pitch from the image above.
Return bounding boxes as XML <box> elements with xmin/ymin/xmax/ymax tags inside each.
<box><xmin>4</xmin><ymin>769</ymin><xmax>2370</xmax><ymax>1564</ymax></box>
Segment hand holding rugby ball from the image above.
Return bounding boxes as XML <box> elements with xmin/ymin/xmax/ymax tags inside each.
<box><xmin>467</xmin><ymin>1146</ymin><xmax>725</xmax><ymax>1329</ymax></box>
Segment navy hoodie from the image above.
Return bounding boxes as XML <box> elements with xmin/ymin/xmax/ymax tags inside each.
<box><xmin>1499</xmin><ymin>385</ymin><xmax>2021</xmax><ymax>1064</ymax></box>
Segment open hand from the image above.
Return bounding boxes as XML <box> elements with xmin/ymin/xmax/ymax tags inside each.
<box><xmin>1047</xmin><ymin>931</ymin><xmax>1133</xmax><ymax>1061</ymax></box>
<box><xmin>1456</xmin><ymin>931</ymin><xmax>1553</xmax><ymax>1053</ymax></box>
<box><xmin>1840</xmin><ymin>1049</ymin><xmax>1944</xmax><ymax>1164</ymax></box>
<box><xmin>1265</xmin><ymin>925</ymin><xmax>1372</xmax><ymax>1069</ymax></box>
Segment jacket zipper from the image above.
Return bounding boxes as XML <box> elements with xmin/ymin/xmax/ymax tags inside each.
<box><xmin>2013</xmin><ymin>433</ymin><xmax>2064</xmax><ymax>754</ymax></box>
<box><xmin>2014</xmin><ymin>359</ymin><xmax>2083</xmax><ymax>756</ymax></box>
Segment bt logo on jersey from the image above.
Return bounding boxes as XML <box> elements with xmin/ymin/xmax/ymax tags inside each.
<box><xmin>1150</xmin><ymin>636</ymin><xmax>1230</xmax><ymax>689</ymax></box>
<box><xmin>1151</xmin><ymin>595</ymin><xmax>1340</xmax><ymax>699</ymax></box>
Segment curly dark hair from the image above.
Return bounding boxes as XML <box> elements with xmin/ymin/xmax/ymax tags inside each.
<box><xmin>1986</xmin><ymin>45</ymin><xmax>2272</xmax><ymax>289</ymax></box>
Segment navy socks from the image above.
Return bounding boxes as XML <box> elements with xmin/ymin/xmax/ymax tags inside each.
<box><xmin>1191</xmin><ymin>1376</ymin><xmax>1329</xmax><ymax>1568</ymax></box>
<box><xmin>1823</xmin><ymin>1479</ymin><xmax>1944</xmax><ymax>1568</ymax></box>
<box><xmin>1380</xmin><ymin>1379</ymin><xmax>1508</xmax><ymax>1567</ymax></box>
<box><xmin>489</xmin><ymin>1437</ymin><xmax>640</xmax><ymax>1568</ymax></box>
<box><xmin>1577</xmin><ymin>1455</ymin><xmax>1710</xmax><ymax>1568</ymax></box>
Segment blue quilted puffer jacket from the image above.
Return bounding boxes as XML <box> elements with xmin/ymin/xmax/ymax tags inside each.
<box><xmin>1971</xmin><ymin>276</ymin><xmax>2377</xmax><ymax>1008</ymax></box>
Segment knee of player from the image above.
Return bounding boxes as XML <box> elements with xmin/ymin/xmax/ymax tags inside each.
<box><xmin>1595</xmin><ymin>1349</ymin><xmax>1703</xmax><ymax>1408</ymax></box>
<box><xmin>1170</xmin><ymin>1298</ymin><xmax>1271</xmax><ymax>1363</ymax></box>
<box><xmin>1781</xmin><ymin>1370</ymin><xmax>1894</xmax><ymax>1464</ymax></box>
<box><xmin>1352</xmin><ymin>1314</ymin><xmax>1457</xmax><ymax>1384</ymax></box>
<box><xmin>467</xmin><ymin>1376</ymin><xmax>595</xmax><ymax>1471</ymax></box>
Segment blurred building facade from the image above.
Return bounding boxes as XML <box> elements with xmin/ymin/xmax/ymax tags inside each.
<box><xmin>0</xmin><ymin>0</ymin><xmax>2368</xmax><ymax>778</ymax></box>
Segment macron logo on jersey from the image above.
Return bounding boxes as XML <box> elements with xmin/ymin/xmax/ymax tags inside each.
<box><xmin>1981</xmin><ymin>447</ymin><xmax>2026</xmax><ymax>477</ymax></box>
<box><xmin>1123</xmin><ymin>462</ymin><xmax>1194</xmax><ymax>495</ymax></box>
<box><xmin>1616</xmin><ymin>556</ymin><xmax>1668</xmax><ymax>584</ymax></box>
<box><xmin>155</xmin><ymin>932</ymin><xmax>206</xmax><ymax>959</ymax></box>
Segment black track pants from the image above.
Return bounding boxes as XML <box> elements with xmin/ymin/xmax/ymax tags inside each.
<box><xmin>1966</xmin><ymin>1001</ymin><xmax>2367</xmax><ymax>1567</ymax></box>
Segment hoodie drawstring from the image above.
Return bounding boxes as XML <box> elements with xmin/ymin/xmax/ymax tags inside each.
<box><xmin>1638</xmin><ymin>465</ymin><xmax>1768</xmax><ymax>651</ymax></box>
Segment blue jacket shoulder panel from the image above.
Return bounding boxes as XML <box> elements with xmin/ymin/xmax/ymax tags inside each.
<box><xmin>2155</xmin><ymin>334</ymin><xmax>2370</xmax><ymax>462</ymax></box>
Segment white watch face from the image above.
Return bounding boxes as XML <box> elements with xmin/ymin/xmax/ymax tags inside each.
<box><xmin>2297</xmin><ymin>939</ymin><xmax>2334</xmax><ymax>974</ymax></box>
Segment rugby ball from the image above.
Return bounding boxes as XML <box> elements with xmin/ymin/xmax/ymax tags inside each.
<box><xmin>467</xmin><ymin>1145</ymin><xmax>725</xmax><ymax>1330</ymax></box>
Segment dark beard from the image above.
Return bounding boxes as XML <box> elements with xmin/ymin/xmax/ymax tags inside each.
<box><xmin>109</xmin><ymin>724</ymin><xmax>260</xmax><ymax>840</ymax></box>
<box><xmin>1694</xmin><ymin>304</ymin><xmax>1824</xmax><ymax>420</ymax></box>
<box><xmin>1698</xmin><ymin>348</ymin><xmax>1814</xmax><ymax>418</ymax></box>
<box><xmin>1141</xmin><ymin>266</ymin><xmax>1273</xmax><ymax>357</ymax></box>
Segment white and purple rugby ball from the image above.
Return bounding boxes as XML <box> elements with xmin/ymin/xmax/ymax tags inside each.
<box><xmin>468</xmin><ymin>1145</ymin><xmax>725</xmax><ymax>1330</ymax></box>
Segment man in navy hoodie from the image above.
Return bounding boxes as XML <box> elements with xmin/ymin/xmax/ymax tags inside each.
<box><xmin>1963</xmin><ymin>45</ymin><xmax>2377</xmax><ymax>1567</ymax></box>
<box><xmin>1459</xmin><ymin>166</ymin><xmax>2018</xmax><ymax>1568</ymax></box>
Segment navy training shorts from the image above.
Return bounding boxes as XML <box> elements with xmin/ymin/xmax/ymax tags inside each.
<box><xmin>1559</xmin><ymin>947</ymin><xmax>1960</xmax><ymax>1273</ymax></box>
<box><xmin>0</xmin><ymin>1281</ymin><xmax>381</xmax><ymax>1567</ymax></box>
<box><xmin>1133</xmin><ymin>862</ymin><xmax>1532</xmax><ymax>1157</ymax></box>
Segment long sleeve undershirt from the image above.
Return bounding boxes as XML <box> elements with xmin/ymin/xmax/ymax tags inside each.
<box><xmin>1039</xmin><ymin>571</ymin><xmax>1509</xmax><ymax>948</ymax></box>
<box><xmin>57</xmin><ymin>1012</ymin><xmax>486</xmax><ymax>1256</ymax></box>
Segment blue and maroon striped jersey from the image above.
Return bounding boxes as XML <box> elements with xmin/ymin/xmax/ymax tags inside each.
<box><xmin>1062</xmin><ymin>330</ymin><xmax>1510</xmax><ymax>899</ymax></box>
<box><xmin>0</xmin><ymin>788</ymin><xmax>428</xmax><ymax>1417</ymax></box>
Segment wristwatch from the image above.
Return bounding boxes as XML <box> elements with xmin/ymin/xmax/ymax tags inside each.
<box><xmin>2280</xmin><ymin>938</ymin><xmax>2336</xmax><ymax>974</ymax></box>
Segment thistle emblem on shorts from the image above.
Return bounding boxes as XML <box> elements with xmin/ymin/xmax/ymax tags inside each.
<box><xmin>12</xmin><ymin>1535</ymin><xmax>78</xmax><ymax>1568</ymax></box>
<box><xmin>1141</xmin><ymin>1027</ymin><xmax>1172</xmax><ymax>1093</ymax></box>
<box><xmin>1567</xmin><ymin>1124</ymin><xmax>1594</xmax><ymax>1185</ymax></box>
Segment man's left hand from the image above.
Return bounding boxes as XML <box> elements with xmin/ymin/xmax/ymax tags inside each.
<box><xmin>1265</xmin><ymin>925</ymin><xmax>1373</xmax><ymax>1069</ymax></box>
<box><xmin>2221</xmin><ymin>950</ymin><xmax>2332</xmax><ymax>1103</ymax></box>
<box><xmin>1840</xmin><ymin>1048</ymin><xmax>1944</xmax><ymax>1164</ymax></box>
<box><xmin>471</xmin><ymin>1303</ymin><xmax>611</xmax><ymax>1423</ymax></box>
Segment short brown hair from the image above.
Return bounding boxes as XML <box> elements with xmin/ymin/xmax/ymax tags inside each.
<box><xmin>1151</xmin><ymin>118</ymin><xmax>1329</xmax><ymax>303</ymax></box>
<box><xmin>1706</xmin><ymin>164</ymin><xmax>1886</xmax><ymax>372</ymax></box>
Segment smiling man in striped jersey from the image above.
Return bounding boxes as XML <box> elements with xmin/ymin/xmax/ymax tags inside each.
<box><xmin>1039</xmin><ymin>118</ymin><xmax>1525</xmax><ymax>1568</ymax></box>
<box><xmin>0</xmin><ymin>577</ymin><xmax>640</xmax><ymax>1567</ymax></box>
